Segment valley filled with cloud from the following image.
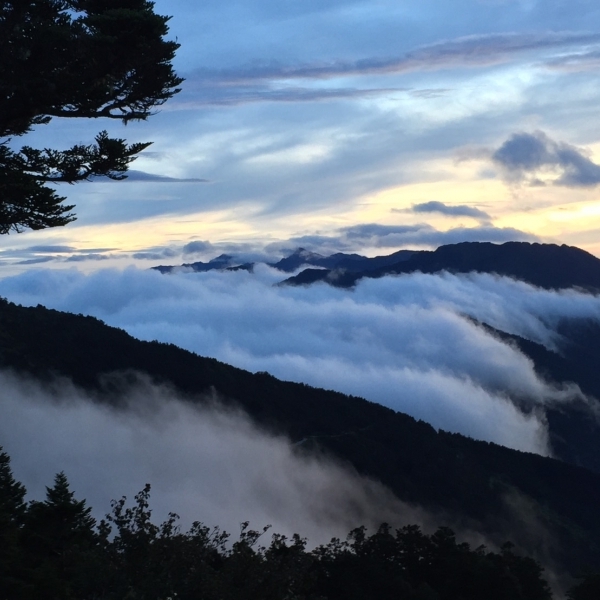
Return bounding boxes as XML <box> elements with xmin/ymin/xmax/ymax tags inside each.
<box><xmin>2</xmin><ymin>264</ymin><xmax>596</xmax><ymax>456</ymax></box>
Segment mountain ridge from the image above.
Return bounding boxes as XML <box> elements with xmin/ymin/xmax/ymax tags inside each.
<box><xmin>151</xmin><ymin>241</ymin><xmax>600</xmax><ymax>294</ymax></box>
<box><xmin>282</xmin><ymin>242</ymin><xmax>600</xmax><ymax>291</ymax></box>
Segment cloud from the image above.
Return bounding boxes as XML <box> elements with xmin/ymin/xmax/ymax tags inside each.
<box><xmin>545</xmin><ymin>49</ymin><xmax>600</xmax><ymax>72</ymax></box>
<box><xmin>131</xmin><ymin>246</ymin><xmax>181</xmax><ymax>261</ymax></box>
<box><xmin>16</xmin><ymin>253</ymin><xmax>120</xmax><ymax>265</ymax></box>
<box><xmin>0</xmin><ymin>246</ymin><xmax>118</xmax><ymax>267</ymax></box>
<box><xmin>0</xmin><ymin>370</ymin><xmax>414</xmax><ymax>544</ymax></box>
<box><xmin>190</xmin><ymin>32</ymin><xmax>600</xmax><ymax>86</ymax></box>
<box><xmin>492</xmin><ymin>131</ymin><xmax>600</xmax><ymax>187</ymax></box>
<box><xmin>3</xmin><ymin>265</ymin><xmax>596</xmax><ymax>455</ymax></box>
<box><xmin>182</xmin><ymin>240</ymin><xmax>214</xmax><ymax>255</ymax></box>
<box><xmin>93</xmin><ymin>170</ymin><xmax>209</xmax><ymax>183</ymax></box>
<box><xmin>16</xmin><ymin>257</ymin><xmax>55</xmax><ymax>265</ymax></box>
<box><xmin>64</xmin><ymin>253</ymin><xmax>114</xmax><ymax>262</ymax></box>
<box><xmin>408</xmin><ymin>89</ymin><xmax>452</xmax><ymax>99</ymax></box>
<box><xmin>408</xmin><ymin>201</ymin><xmax>491</xmax><ymax>221</ymax></box>
<box><xmin>173</xmin><ymin>31</ymin><xmax>600</xmax><ymax>107</ymax></box>
<box><xmin>25</xmin><ymin>245</ymin><xmax>76</xmax><ymax>253</ymax></box>
<box><xmin>177</xmin><ymin>84</ymin><xmax>407</xmax><ymax>107</ymax></box>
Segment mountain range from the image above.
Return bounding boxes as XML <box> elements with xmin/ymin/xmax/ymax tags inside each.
<box><xmin>151</xmin><ymin>247</ymin><xmax>417</xmax><ymax>275</ymax></box>
<box><xmin>279</xmin><ymin>242</ymin><xmax>600</xmax><ymax>291</ymax></box>
<box><xmin>153</xmin><ymin>241</ymin><xmax>600</xmax><ymax>291</ymax></box>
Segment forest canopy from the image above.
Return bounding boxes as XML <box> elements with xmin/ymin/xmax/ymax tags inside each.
<box><xmin>3</xmin><ymin>446</ymin><xmax>598</xmax><ymax>600</ymax></box>
<box><xmin>0</xmin><ymin>0</ymin><xmax>183</xmax><ymax>234</ymax></box>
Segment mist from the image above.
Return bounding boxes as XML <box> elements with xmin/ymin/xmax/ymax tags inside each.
<box><xmin>1</xmin><ymin>264</ymin><xmax>598</xmax><ymax>454</ymax></box>
<box><xmin>0</xmin><ymin>370</ymin><xmax>416</xmax><ymax>545</ymax></box>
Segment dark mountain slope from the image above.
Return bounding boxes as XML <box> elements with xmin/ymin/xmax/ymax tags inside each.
<box><xmin>476</xmin><ymin>320</ymin><xmax>600</xmax><ymax>474</ymax></box>
<box><xmin>270</xmin><ymin>248</ymin><xmax>418</xmax><ymax>273</ymax></box>
<box><xmin>283</xmin><ymin>242</ymin><xmax>600</xmax><ymax>291</ymax></box>
<box><xmin>1</xmin><ymin>298</ymin><xmax>600</xmax><ymax>573</ymax></box>
<box><xmin>152</xmin><ymin>253</ymin><xmax>235</xmax><ymax>274</ymax></box>
<box><xmin>152</xmin><ymin>248</ymin><xmax>418</xmax><ymax>275</ymax></box>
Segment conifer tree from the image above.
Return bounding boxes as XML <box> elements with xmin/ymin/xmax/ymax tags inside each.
<box><xmin>0</xmin><ymin>0</ymin><xmax>183</xmax><ymax>234</ymax></box>
<box><xmin>21</xmin><ymin>471</ymin><xmax>98</xmax><ymax>599</ymax></box>
<box><xmin>0</xmin><ymin>447</ymin><xmax>28</xmax><ymax>597</ymax></box>
<box><xmin>0</xmin><ymin>446</ymin><xmax>26</xmax><ymax>522</ymax></box>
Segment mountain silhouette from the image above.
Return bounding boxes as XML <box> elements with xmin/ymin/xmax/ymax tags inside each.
<box><xmin>270</xmin><ymin>247</ymin><xmax>417</xmax><ymax>273</ymax></box>
<box><xmin>151</xmin><ymin>247</ymin><xmax>418</xmax><ymax>275</ymax></box>
<box><xmin>283</xmin><ymin>242</ymin><xmax>600</xmax><ymax>291</ymax></box>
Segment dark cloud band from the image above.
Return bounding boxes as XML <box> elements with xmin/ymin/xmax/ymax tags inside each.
<box><xmin>408</xmin><ymin>201</ymin><xmax>491</xmax><ymax>220</ymax></box>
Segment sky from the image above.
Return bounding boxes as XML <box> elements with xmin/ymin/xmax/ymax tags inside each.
<box><xmin>2</xmin><ymin>0</ymin><xmax>600</xmax><ymax>270</ymax></box>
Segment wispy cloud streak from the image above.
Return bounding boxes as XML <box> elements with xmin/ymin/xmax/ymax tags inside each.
<box><xmin>406</xmin><ymin>201</ymin><xmax>491</xmax><ymax>221</ymax></box>
<box><xmin>174</xmin><ymin>31</ymin><xmax>600</xmax><ymax>107</ymax></box>
<box><xmin>189</xmin><ymin>32</ymin><xmax>600</xmax><ymax>84</ymax></box>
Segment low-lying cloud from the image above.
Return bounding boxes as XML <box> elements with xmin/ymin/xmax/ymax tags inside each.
<box><xmin>0</xmin><ymin>370</ymin><xmax>412</xmax><ymax>544</ymax></box>
<box><xmin>2</xmin><ymin>265</ymin><xmax>597</xmax><ymax>455</ymax></box>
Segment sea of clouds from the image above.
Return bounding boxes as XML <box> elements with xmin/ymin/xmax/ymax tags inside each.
<box><xmin>2</xmin><ymin>263</ymin><xmax>599</xmax><ymax>458</ymax></box>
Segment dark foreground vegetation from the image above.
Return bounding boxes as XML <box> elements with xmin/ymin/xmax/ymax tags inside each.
<box><xmin>3</xmin><ymin>448</ymin><xmax>598</xmax><ymax>600</ymax></box>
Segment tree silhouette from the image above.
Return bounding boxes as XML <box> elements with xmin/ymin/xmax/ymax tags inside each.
<box><xmin>567</xmin><ymin>573</ymin><xmax>600</xmax><ymax>600</ymax></box>
<box><xmin>21</xmin><ymin>471</ymin><xmax>98</xmax><ymax>599</ymax></box>
<box><xmin>0</xmin><ymin>447</ymin><xmax>28</xmax><ymax>597</ymax></box>
<box><xmin>0</xmin><ymin>0</ymin><xmax>183</xmax><ymax>234</ymax></box>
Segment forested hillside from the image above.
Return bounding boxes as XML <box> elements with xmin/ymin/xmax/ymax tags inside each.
<box><xmin>3</xmin><ymin>448</ymin><xmax>573</xmax><ymax>600</ymax></box>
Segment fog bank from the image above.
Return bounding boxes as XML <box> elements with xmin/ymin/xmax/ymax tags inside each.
<box><xmin>0</xmin><ymin>370</ymin><xmax>415</xmax><ymax>544</ymax></box>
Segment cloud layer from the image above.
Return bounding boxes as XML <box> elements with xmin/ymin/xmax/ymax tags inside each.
<box><xmin>264</xmin><ymin>224</ymin><xmax>537</xmax><ymax>256</ymax></box>
<box><xmin>0</xmin><ymin>223</ymin><xmax>536</xmax><ymax>269</ymax></box>
<box><xmin>183</xmin><ymin>31</ymin><xmax>600</xmax><ymax>106</ymax></box>
<box><xmin>2</xmin><ymin>265</ymin><xmax>598</xmax><ymax>454</ymax></box>
<box><xmin>0</xmin><ymin>371</ymin><xmax>410</xmax><ymax>543</ymax></box>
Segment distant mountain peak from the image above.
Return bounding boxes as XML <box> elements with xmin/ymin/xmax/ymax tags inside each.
<box><xmin>209</xmin><ymin>254</ymin><xmax>233</xmax><ymax>263</ymax></box>
<box><xmin>294</xmin><ymin>247</ymin><xmax>325</xmax><ymax>259</ymax></box>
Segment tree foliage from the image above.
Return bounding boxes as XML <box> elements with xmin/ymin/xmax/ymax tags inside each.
<box><xmin>0</xmin><ymin>446</ymin><xmax>573</xmax><ymax>600</ymax></box>
<box><xmin>20</xmin><ymin>472</ymin><xmax>97</xmax><ymax>599</ymax></box>
<box><xmin>0</xmin><ymin>448</ymin><xmax>28</xmax><ymax>597</ymax></box>
<box><xmin>0</xmin><ymin>0</ymin><xmax>183</xmax><ymax>233</ymax></box>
